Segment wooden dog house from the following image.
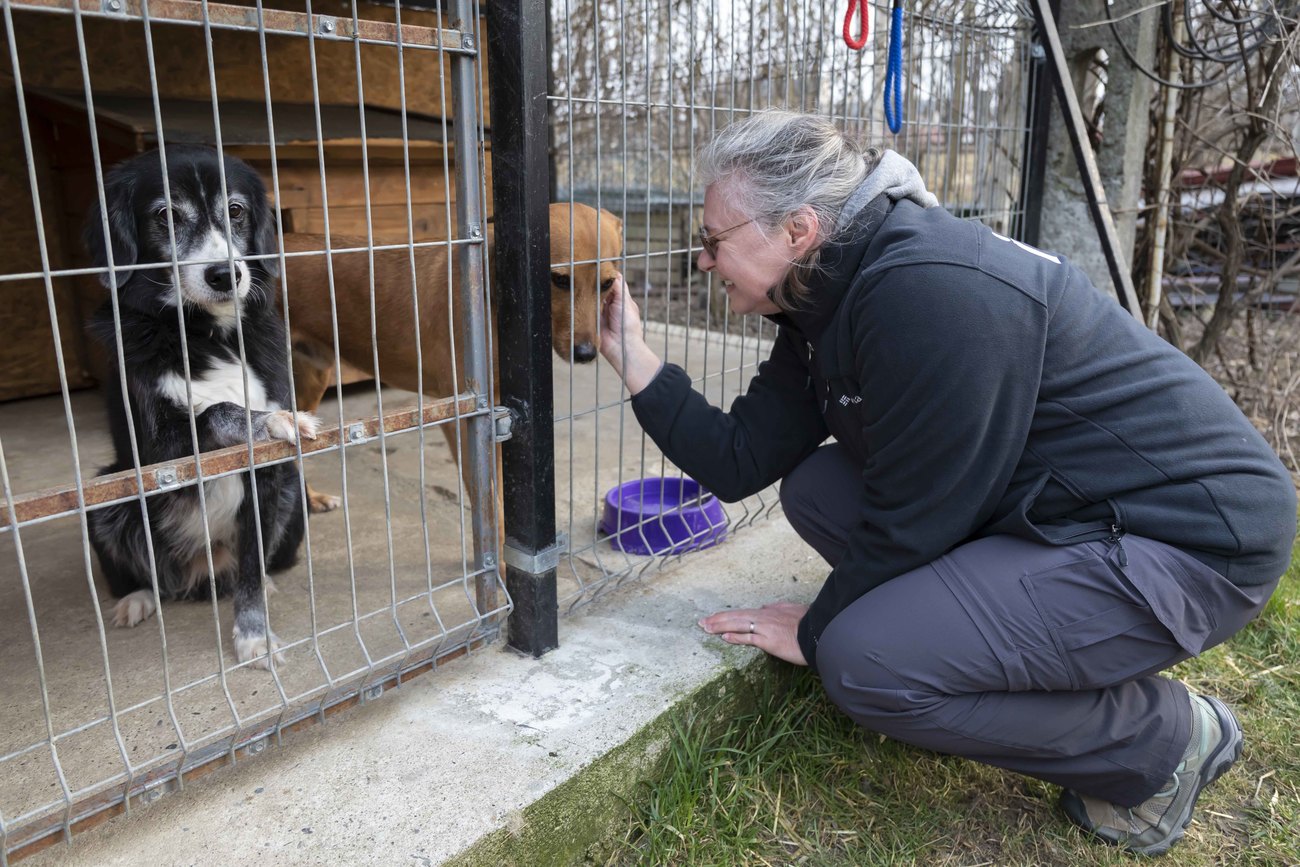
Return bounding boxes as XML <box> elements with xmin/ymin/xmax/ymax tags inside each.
<box><xmin>0</xmin><ymin>0</ymin><xmax>491</xmax><ymax>401</ymax></box>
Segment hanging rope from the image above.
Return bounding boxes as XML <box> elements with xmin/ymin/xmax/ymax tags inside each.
<box><xmin>843</xmin><ymin>0</ymin><xmax>869</xmax><ymax>50</ymax></box>
<box><xmin>883</xmin><ymin>0</ymin><xmax>904</xmax><ymax>134</ymax></box>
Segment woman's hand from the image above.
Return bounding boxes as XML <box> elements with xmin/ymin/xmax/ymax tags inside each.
<box><xmin>599</xmin><ymin>274</ymin><xmax>662</xmax><ymax>395</ymax></box>
<box><xmin>698</xmin><ymin>602</ymin><xmax>809</xmax><ymax>667</ymax></box>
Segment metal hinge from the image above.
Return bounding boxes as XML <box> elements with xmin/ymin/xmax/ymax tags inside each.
<box><xmin>493</xmin><ymin>406</ymin><xmax>514</xmax><ymax>443</ymax></box>
<box><xmin>347</xmin><ymin>423</ymin><xmax>372</xmax><ymax>445</ymax></box>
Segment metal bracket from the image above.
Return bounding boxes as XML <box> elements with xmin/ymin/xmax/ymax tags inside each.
<box><xmin>317</xmin><ymin>15</ymin><xmax>337</xmax><ymax>35</ymax></box>
<box><xmin>492</xmin><ymin>406</ymin><xmax>513</xmax><ymax>443</ymax></box>
<box><xmin>101</xmin><ymin>0</ymin><xmax>126</xmax><ymax>14</ymax></box>
<box><xmin>154</xmin><ymin>466</ymin><xmax>180</xmax><ymax>489</ymax></box>
<box><xmin>139</xmin><ymin>780</ymin><xmax>175</xmax><ymax>805</ymax></box>
<box><xmin>503</xmin><ymin>532</ymin><xmax>568</xmax><ymax>575</ymax></box>
<box><xmin>346</xmin><ymin>423</ymin><xmax>371</xmax><ymax>445</ymax></box>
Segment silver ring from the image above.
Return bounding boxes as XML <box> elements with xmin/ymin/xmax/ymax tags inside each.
<box><xmin>748</xmin><ymin>621</ymin><xmax>755</xmax><ymax>634</ymax></box>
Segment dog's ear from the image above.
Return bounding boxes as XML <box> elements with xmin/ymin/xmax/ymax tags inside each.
<box><xmin>82</xmin><ymin>167</ymin><xmax>139</xmax><ymax>290</ymax></box>
<box><xmin>600</xmin><ymin>207</ymin><xmax>624</xmax><ymax>235</ymax></box>
<box><xmin>600</xmin><ymin>208</ymin><xmax>624</xmax><ymax>253</ymax></box>
<box><xmin>252</xmin><ymin>200</ymin><xmax>281</xmax><ymax>281</ymax></box>
<box><xmin>244</xmin><ymin>168</ymin><xmax>280</xmax><ymax>281</ymax></box>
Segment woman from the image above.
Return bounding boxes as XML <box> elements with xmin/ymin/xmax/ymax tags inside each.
<box><xmin>598</xmin><ymin>110</ymin><xmax>1296</xmax><ymax>856</ymax></box>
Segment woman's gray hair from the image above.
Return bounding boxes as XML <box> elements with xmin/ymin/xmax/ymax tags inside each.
<box><xmin>698</xmin><ymin>110</ymin><xmax>880</xmax><ymax>310</ymax></box>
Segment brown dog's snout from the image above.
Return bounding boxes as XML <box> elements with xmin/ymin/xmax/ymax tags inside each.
<box><xmin>572</xmin><ymin>342</ymin><xmax>598</xmax><ymax>363</ymax></box>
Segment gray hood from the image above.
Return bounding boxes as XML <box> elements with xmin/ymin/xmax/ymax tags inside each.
<box><xmin>834</xmin><ymin>149</ymin><xmax>938</xmax><ymax>234</ymax></box>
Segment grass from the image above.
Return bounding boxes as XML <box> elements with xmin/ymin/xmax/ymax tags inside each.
<box><xmin>603</xmin><ymin>531</ymin><xmax>1300</xmax><ymax>866</ymax></box>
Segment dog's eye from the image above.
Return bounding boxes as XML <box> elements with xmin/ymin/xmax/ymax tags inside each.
<box><xmin>154</xmin><ymin>206</ymin><xmax>170</xmax><ymax>222</ymax></box>
<box><xmin>601</xmin><ymin>278</ymin><xmax>615</xmax><ymax>291</ymax></box>
<box><xmin>228</xmin><ymin>202</ymin><xmax>246</xmax><ymax>220</ymax></box>
<box><xmin>550</xmin><ymin>271</ymin><xmax>572</xmax><ymax>292</ymax></box>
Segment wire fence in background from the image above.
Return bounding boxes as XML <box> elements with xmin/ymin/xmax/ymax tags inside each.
<box><xmin>544</xmin><ymin>0</ymin><xmax>1043</xmax><ymax>609</ymax></box>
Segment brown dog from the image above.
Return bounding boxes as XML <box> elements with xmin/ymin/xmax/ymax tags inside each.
<box><xmin>280</xmin><ymin>202</ymin><xmax>623</xmax><ymax>512</ymax></box>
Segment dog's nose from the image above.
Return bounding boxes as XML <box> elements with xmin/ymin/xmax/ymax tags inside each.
<box><xmin>573</xmin><ymin>342</ymin><xmax>598</xmax><ymax>363</ymax></box>
<box><xmin>204</xmin><ymin>263</ymin><xmax>238</xmax><ymax>293</ymax></box>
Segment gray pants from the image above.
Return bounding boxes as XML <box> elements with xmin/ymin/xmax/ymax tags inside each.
<box><xmin>780</xmin><ymin>443</ymin><xmax>1277</xmax><ymax>806</ymax></box>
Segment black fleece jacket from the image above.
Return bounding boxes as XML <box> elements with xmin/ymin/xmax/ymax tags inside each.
<box><xmin>631</xmin><ymin>196</ymin><xmax>1297</xmax><ymax>672</ymax></box>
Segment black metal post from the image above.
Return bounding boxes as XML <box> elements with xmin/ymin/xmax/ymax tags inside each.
<box><xmin>1029</xmin><ymin>0</ymin><xmax>1142</xmax><ymax>317</ymax></box>
<box><xmin>486</xmin><ymin>0</ymin><xmax>559</xmax><ymax>656</ymax></box>
<box><xmin>1016</xmin><ymin>0</ymin><xmax>1056</xmax><ymax>248</ymax></box>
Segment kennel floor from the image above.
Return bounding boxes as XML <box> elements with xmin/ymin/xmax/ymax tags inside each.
<box><xmin>0</xmin><ymin>320</ymin><xmax>774</xmax><ymax>842</ymax></box>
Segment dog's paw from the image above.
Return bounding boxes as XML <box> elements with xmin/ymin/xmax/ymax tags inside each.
<box><xmin>265</xmin><ymin>410</ymin><xmax>320</xmax><ymax>443</ymax></box>
<box><xmin>307</xmin><ymin>486</ymin><xmax>342</xmax><ymax>513</ymax></box>
<box><xmin>110</xmin><ymin>589</ymin><xmax>157</xmax><ymax>628</ymax></box>
<box><xmin>233</xmin><ymin>626</ymin><xmax>286</xmax><ymax>670</ymax></box>
<box><xmin>293</xmin><ymin>411</ymin><xmax>321</xmax><ymax>440</ymax></box>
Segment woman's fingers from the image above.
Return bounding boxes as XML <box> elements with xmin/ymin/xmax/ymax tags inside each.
<box><xmin>601</xmin><ymin>277</ymin><xmax>633</xmax><ymax>337</ymax></box>
<box><xmin>615</xmin><ymin>297</ymin><xmax>635</xmax><ymax>336</ymax></box>
<box><xmin>696</xmin><ymin>604</ymin><xmax>810</xmax><ymax>667</ymax></box>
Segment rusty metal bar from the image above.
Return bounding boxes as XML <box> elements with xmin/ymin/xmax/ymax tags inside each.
<box><xmin>0</xmin><ymin>394</ymin><xmax>478</xmax><ymax>530</ymax></box>
<box><xmin>7</xmin><ymin>0</ymin><xmax>469</xmax><ymax>50</ymax></box>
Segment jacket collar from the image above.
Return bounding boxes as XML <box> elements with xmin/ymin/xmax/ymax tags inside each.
<box><xmin>764</xmin><ymin>192</ymin><xmax>894</xmax><ymax>341</ymax></box>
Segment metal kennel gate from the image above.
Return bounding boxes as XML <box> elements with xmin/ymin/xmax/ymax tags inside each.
<box><xmin>0</xmin><ymin>0</ymin><xmax>503</xmax><ymax>860</ymax></box>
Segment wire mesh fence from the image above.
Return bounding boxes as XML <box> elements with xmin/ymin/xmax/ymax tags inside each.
<box><xmin>1</xmin><ymin>0</ymin><xmax>1048</xmax><ymax>860</ymax></box>
<box><xmin>0</xmin><ymin>0</ymin><xmax>503</xmax><ymax>860</ymax></box>
<box><xmin>546</xmin><ymin>0</ymin><xmax>1044</xmax><ymax>610</ymax></box>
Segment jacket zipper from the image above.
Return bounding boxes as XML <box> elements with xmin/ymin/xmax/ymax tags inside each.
<box><xmin>1106</xmin><ymin>499</ymin><xmax>1128</xmax><ymax>567</ymax></box>
<box><xmin>807</xmin><ymin>341</ymin><xmax>829</xmax><ymax>412</ymax></box>
<box><xmin>806</xmin><ymin>343</ymin><xmax>826</xmax><ymax>413</ymax></box>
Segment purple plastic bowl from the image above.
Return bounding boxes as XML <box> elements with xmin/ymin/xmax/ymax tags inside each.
<box><xmin>600</xmin><ymin>476</ymin><xmax>729</xmax><ymax>556</ymax></box>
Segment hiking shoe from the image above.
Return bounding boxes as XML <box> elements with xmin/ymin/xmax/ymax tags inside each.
<box><xmin>1060</xmin><ymin>692</ymin><xmax>1243</xmax><ymax>856</ymax></box>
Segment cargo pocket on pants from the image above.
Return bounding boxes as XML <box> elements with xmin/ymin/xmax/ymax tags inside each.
<box><xmin>1021</xmin><ymin>548</ymin><xmax>1188</xmax><ymax>692</ymax></box>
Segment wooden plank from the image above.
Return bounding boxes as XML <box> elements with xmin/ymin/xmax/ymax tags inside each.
<box><xmin>8</xmin><ymin>0</ymin><xmax>466</xmax><ymax>50</ymax></box>
<box><xmin>286</xmin><ymin>204</ymin><xmax>454</xmax><ymax>240</ymax></box>
<box><xmin>223</xmin><ymin>141</ymin><xmax>447</xmax><ymax>164</ymax></box>
<box><xmin>264</xmin><ymin>164</ymin><xmax>454</xmax><ymax>211</ymax></box>
<box><xmin>0</xmin><ymin>393</ymin><xmax>477</xmax><ymax>528</ymax></box>
<box><xmin>260</xmin><ymin>155</ymin><xmax>492</xmax><ymax>211</ymax></box>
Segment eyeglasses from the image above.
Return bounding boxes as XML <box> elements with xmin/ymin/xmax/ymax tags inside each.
<box><xmin>697</xmin><ymin>218</ymin><xmax>755</xmax><ymax>257</ymax></box>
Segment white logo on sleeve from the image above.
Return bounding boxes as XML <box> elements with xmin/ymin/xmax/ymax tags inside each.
<box><xmin>991</xmin><ymin>231</ymin><xmax>1061</xmax><ymax>264</ymax></box>
<box><xmin>839</xmin><ymin>394</ymin><xmax>862</xmax><ymax>407</ymax></box>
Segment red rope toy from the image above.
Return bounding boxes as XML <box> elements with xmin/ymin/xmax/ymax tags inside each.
<box><xmin>843</xmin><ymin>0</ymin><xmax>869</xmax><ymax>50</ymax></box>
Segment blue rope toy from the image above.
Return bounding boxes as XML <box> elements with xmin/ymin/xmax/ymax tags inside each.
<box><xmin>883</xmin><ymin>0</ymin><xmax>904</xmax><ymax>134</ymax></box>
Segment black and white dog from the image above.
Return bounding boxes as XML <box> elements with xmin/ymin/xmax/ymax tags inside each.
<box><xmin>83</xmin><ymin>146</ymin><xmax>317</xmax><ymax>669</ymax></box>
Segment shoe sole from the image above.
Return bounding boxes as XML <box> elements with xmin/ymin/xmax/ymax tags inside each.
<box><xmin>1061</xmin><ymin>694</ymin><xmax>1244</xmax><ymax>857</ymax></box>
